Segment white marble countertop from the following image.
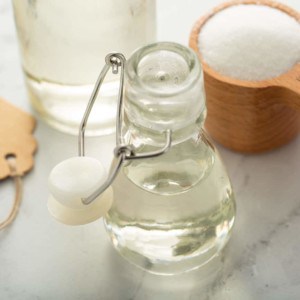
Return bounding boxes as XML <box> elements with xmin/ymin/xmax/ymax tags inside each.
<box><xmin>1</xmin><ymin>0</ymin><xmax>300</xmax><ymax>299</ymax></box>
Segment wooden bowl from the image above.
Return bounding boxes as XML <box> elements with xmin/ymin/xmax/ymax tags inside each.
<box><xmin>189</xmin><ymin>0</ymin><xmax>300</xmax><ymax>153</ymax></box>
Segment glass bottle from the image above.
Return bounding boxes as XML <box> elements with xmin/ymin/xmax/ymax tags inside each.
<box><xmin>104</xmin><ymin>42</ymin><xmax>236</xmax><ymax>275</ymax></box>
<box><xmin>12</xmin><ymin>0</ymin><xmax>156</xmax><ymax>135</ymax></box>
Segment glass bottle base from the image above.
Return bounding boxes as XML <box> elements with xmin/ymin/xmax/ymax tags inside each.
<box><xmin>25</xmin><ymin>73</ymin><xmax>118</xmax><ymax>136</ymax></box>
<box><xmin>104</xmin><ymin>207</ymin><xmax>235</xmax><ymax>275</ymax></box>
<box><xmin>108</xmin><ymin>238</ymin><xmax>223</xmax><ymax>276</ymax></box>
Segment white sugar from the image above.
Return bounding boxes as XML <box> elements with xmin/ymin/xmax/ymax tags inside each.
<box><xmin>198</xmin><ymin>5</ymin><xmax>300</xmax><ymax>81</ymax></box>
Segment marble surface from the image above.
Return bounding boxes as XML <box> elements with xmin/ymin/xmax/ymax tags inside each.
<box><xmin>1</xmin><ymin>0</ymin><xmax>300</xmax><ymax>299</ymax></box>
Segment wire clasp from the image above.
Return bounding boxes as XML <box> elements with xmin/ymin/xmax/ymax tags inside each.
<box><xmin>78</xmin><ymin>53</ymin><xmax>172</xmax><ymax>205</ymax></box>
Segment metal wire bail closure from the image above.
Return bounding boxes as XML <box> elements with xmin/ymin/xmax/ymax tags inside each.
<box><xmin>78</xmin><ymin>53</ymin><xmax>172</xmax><ymax>205</ymax></box>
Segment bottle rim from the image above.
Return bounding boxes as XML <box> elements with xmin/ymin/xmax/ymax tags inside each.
<box><xmin>125</xmin><ymin>42</ymin><xmax>203</xmax><ymax>98</ymax></box>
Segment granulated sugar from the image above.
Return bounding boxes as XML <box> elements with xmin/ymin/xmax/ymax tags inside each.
<box><xmin>198</xmin><ymin>5</ymin><xmax>300</xmax><ymax>81</ymax></box>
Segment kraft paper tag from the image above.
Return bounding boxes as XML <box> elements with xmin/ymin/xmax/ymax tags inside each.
<box><xmin>0</xmin><ymin>98</ymin><xmax>37</xmax><ymax>180</ymax></box>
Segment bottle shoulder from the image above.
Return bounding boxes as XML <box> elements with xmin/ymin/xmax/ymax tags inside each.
<box><xmin>121</xmin><ymin>131</ymin><xmax>229</xmax><ymax>195</ymax></box>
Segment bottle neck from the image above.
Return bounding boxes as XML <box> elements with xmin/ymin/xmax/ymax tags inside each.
<box><xmin>124</xmin><ymin>108</ymin><xmax>206</xmax><ymax>148</ymax></box>
<box><xmin>123</xmin><ymin>42</ymin><xmax>206</xmax><ymax>148</ymax></box>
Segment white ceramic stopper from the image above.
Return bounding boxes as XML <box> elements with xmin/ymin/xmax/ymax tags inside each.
<box><xmin>47</xmin><ymin>156</ymin><xmax>113</xmax><ymax>225</ymax></box>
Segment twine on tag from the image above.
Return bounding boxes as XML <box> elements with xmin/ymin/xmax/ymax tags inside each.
<box><xmin>0</xmin><ymin>155</ymin><xmax>23</xmax><ymax>230</ymax></box>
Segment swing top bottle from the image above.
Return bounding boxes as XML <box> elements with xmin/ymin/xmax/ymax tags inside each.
<box><xmin>104</xmin><ymin>42</ymin><xmax>236</xmax><ymax>275</ymax></box>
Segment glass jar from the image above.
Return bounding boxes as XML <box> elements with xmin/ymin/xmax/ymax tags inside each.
<box><xmin>104</xmin><ymin>42</ymin><xmax>236</xmax><ymax>275</ymax></box>
<box><xmin>12</xmin><ymin>0</ymin><xmax>156</xmax><ymax>135</ymax></box>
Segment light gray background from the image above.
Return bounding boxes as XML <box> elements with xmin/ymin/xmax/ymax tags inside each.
<box><xmin>1</xmin><ymin>0</ymin><xmax>300</xmax><ymax>299</ymax></box>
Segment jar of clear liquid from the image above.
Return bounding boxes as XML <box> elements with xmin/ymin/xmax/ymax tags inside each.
<box><xmin>12</xmin><ymin>0</ymin><xmax>156</xmax><ymax>135</ymax></box>
<box><xmin>104</xmin><ymin>42</ymin><xmax>236</xmax><ymax>275</ymax></box>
